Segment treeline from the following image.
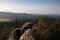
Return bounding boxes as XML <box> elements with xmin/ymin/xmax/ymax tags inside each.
<box><xmin>33</xmin><ymin>16</ymin><xmax>60</xmax><ymax>40</ymax></box>
<box><xmin>0</xmin><ymin>16</ymin><xmax>60</xmax><ymax>40</ymax></box>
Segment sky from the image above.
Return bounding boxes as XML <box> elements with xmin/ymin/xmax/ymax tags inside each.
<box><xmin>0</xmin><ymin>0</ymin><xmax>60</xmax><ymax>14</ymax></box>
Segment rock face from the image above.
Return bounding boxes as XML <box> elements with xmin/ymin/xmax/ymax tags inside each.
<box><xmin>7</xmin><ymin>28</ymin><xmax>21</xmax><ymax>40</ymax></box>
<box><xmin>7</xmin><ymin>32</ymin><xmax>14</xmax><ymax>40</ymax></box>
<box><xmin>22</xmin><ymin>22</ymin><xmax>33</xmax><ymax>30</ymax></box>
<box><xmin>7</xmin><ymin>22</ymin><xmax>36</xmax><ymax>40</ymax></box>
<box><xmin>20</xmin><ymin>29</ymin><xmax>36</xmax><ymax>40</ymax></box>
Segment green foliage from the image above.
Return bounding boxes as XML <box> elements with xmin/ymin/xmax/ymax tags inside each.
<box><xmin>0</xmin><ymin>24</ymin><xmax>14</xmax><ymax>40</ymax></box>
<box><xmin>0</xmin><ymin>17</ymin><xmax>36</xmax><ymax>40</ymax></box>
<box><xmin>0</xmin><ymin>16</ymin><xmax>60</xmax><ymax>40</ymax></box>
<box><xmin>32</xmin><ymin>16</ymin><xmax>60</xmax><ymax>40</ymax></box>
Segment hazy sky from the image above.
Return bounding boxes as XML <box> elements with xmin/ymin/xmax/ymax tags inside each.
<box><xmin>0</xmin><ymin>0</ymin><xmax>60</xmax><ymax>14</ymax></box>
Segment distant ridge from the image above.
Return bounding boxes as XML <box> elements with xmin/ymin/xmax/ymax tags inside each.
<box><xmin>0</xmin><ymin>12</ymin><xmax>40</xmax><ymax>20</ymax></box>
<box><xmin>0</xmin><ymin>12</ymin><xmax>60</xmax><ymax>21</ymax></box>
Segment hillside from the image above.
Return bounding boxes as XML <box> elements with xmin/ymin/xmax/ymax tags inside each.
<box><xmin>0</xmin><ymin>12</ymin><xmax>40</xmax><ymax>20</ymax></box>
<box><xmin>32</xmin><ymin>16</ymin><xmax>60</xmax><ymax>40</ymax></box>
<box><xmin>0</xmin><ymin>18</ymin><xmax>11</xmax><ymax>22</ymax></box>
<box><xmin>0</xmin><ymin>15</ymin><xmax>60</xmax><ymax>40</ymax></box>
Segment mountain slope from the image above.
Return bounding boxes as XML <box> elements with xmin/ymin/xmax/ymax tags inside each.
<box><xmin>0</xmin><ymin>12</ymin><xmax>40</xmax><ymax>20</ymax></box>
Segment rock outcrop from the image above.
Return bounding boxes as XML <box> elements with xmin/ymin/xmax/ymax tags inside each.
<box><xmin>20</xmin><ymin>29</ymin><xmax>36</xmax><ymax>40</ymax></box>
<box><xmin>7</xmin><ymin>28</ymin><xmax>21</xmax><ymax>40</ymax></box>
<box><xmin>7</xmin><ymin>22</ymin><xmax>36</xmax><ymax>40</ymax></box>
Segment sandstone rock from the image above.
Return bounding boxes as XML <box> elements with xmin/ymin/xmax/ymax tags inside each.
<box><xmin>20</xmin><ymin>29</ymin><xmax>36</xmax><ymax>40</ymax></box>
<box><xmin>7</xmin><ymin>28</ymin><xmax>21</xmax><ymax>40</ymax></box>
<box><xmin>8</xmin><ymin>22</ymin><xmax>34</xmax><ymax>40</ymax></box>
<box><xmin>22</xmin><ymin>22</ymin><xmax>33</xmax><ymax>30</ymax></box>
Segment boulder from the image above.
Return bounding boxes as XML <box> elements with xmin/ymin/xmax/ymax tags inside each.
<box><xmin>7</xmin><ymin>22</ymin><xmax>34</xmax><ymax>40</ymax></box>
<box><xmin>22</xmin><ymin>22</ymin><xmax>33</xmax><ymax>30</ymax></box>
<box><xmin>7</xmin><ymin>28</ymin><xmax>21</xmax><ymax>40</ymax></box>
<box><xmin>20</xmin><ymin>29</ymin><xmax>36</xmax><ymax>40</ymax></box>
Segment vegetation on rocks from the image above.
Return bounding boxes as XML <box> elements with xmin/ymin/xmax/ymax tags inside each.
<box><xmin>0</xmin><ymin>16</ymin><xmax>60</xmax><ymax>40</ymax></box>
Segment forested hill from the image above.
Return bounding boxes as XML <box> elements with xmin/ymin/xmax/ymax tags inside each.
<box><xmin>0</xmin><ymin>15</ymin><xmax>60</xmax><ymax>40</ymax></box>
<box><xmin>33</xmin><ymin>16</ymin><xmax>60</xmax><ymax>40</ymax></box>
<box><xmin>0</xmin><ymin>12</ymin><xmax>60</xmax><ymax>20</ymax></box>
<box><xmin>0</xmin><ymin>12</ymin><xmax>40</xmax><ymax>20</ymax></box>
